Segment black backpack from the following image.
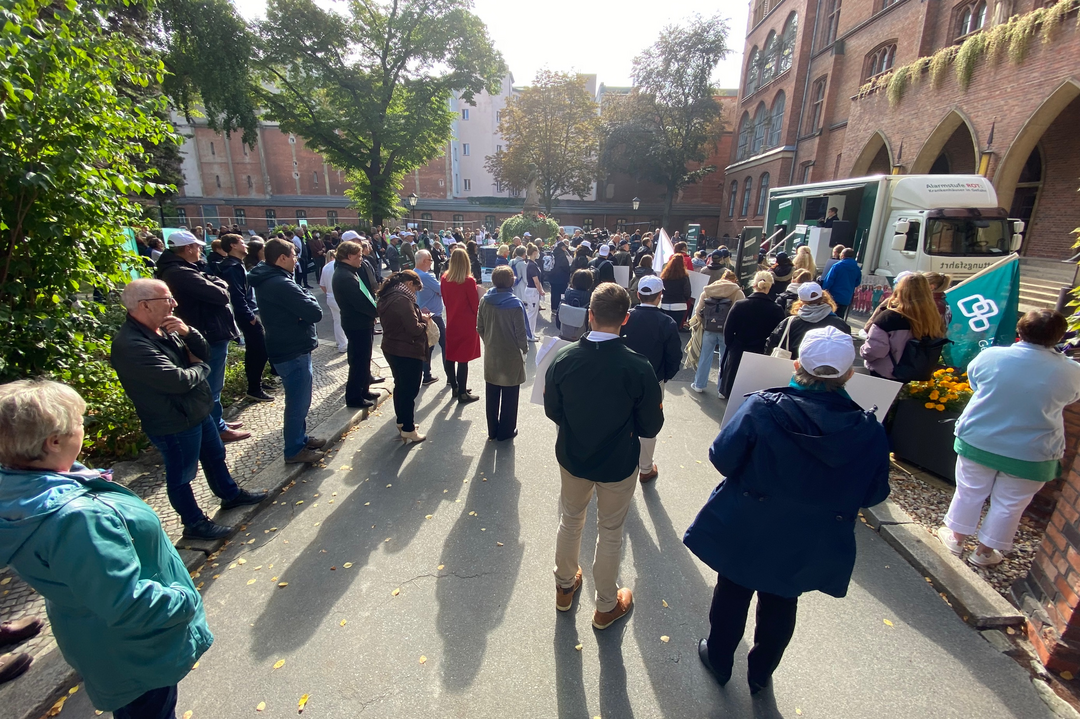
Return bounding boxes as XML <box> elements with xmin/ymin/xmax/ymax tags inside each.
<box><xmin>701</xmin><ymin>297</ymin><xmax>733</xmax><ymax>334</ymax></box>
<box><xmin>889</xmin><ymin>337</ymin><xmax>953</xmax><ymax>382</ymax></box>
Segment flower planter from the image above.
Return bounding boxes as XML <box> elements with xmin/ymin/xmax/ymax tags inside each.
<box><xmin>888</xmin><ymin>398</ymin><xmax>961</xmax><ymax>483</ymax></box>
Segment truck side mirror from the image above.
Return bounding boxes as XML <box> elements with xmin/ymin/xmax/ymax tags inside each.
<box><xmin>1011</xmin><ymin>219</ymin><xmax>1026</xmax><ymax>234</ymax></box>
<box><xmin>894</xmin><ymin>220</ymin><xmax>910</xmax><ymax>235</ymax></box>
<box><xmin>891</xmin><ymin>233</ymin><xmax>908</xmax><ymax>251</ymax></box>
<box><xmin>1011</xmin><ymin>233</ymin><xmax>1022</xmax><ymax>252</ymax></box>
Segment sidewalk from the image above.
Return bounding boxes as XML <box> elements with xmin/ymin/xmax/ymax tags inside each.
<box><xmin>0</xmin><ymin>337</ymin><xmax>376</xmax><ymax>678</ymax></box>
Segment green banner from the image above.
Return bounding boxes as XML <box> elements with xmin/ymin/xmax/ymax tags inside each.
<box><xmin>942</xmin><ymin>254</ymin><xmax>1020</xmax><ymax>371</ymax></box>
<box><xmin>686</xmin><ymin>224</ymin><xmax>700</xmax><ymax>253</ymax></box>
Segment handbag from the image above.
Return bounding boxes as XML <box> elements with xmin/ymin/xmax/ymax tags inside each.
<box><xmin>425</xmin><ymin>316</ymin><xmax>441</xmax><ymax>347</ymax></box>
<box><xmin>770</xmin><ymin>317</ymin><xmax>793</xmax><ymax>360</ymax></box>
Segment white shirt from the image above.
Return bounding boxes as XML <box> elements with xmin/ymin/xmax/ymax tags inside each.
<box><xmin>320</xmin><ymin>260</ymin><xmax>336</xmax><ymax>300</ymax></box>
<box><xmin>586</xmin><ymin>330</ymin><xmax>621</xmax><ymax>343</ymax></box>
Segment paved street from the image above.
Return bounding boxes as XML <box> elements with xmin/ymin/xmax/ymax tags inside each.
<box><xmin>52</xmin><ymin>310</ymin><xmax>1054</xmax><ymax>718</ymax></box>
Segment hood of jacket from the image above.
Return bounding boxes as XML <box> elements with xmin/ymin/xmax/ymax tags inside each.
<box><xmin>0</xmin><ymin>465</ymin><xmax>99</xmax><ymax>565</ymax></box>
<box><xmin>633</xmin><ymin>266</ymin><xmax>655</xmax><ymax>278</ymax></box>
<box><xmin>247</xmin><ymin>261</ymin><xmax>290</xmax><ymax>288</ymax></box>
<box><xmin>702</xmin><ymin>280</ymin><xmax>744</xmax><ymax>300</ymax></box>
<box><xmin>757</xmin><ymin>386</ymin><xmax>875</xmax><ymax>469</ymax></box>
<box><xmin>483</xmin><ymin>287</ymin><xmax>525</xmax><ymax>309</ymax></box>
<box><xmin>152</xmin><ymin>249</ymin><xmax>194</xmax><ymax>277</ymax></box>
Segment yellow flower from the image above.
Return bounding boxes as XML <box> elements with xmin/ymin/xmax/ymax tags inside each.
<box><xmin>925</xmin><ymin>402</ymin><xmax>936</xmax><ymax>409</ymax></box>
<box><xmin>930</xmin><ymin>391</ymin><xmax>940</xmax><ymax>400</ymax></box>
<box><xmin>936</xmin><ymin>404</ymin><xmax>946</xmax><ymax>411</ymax></box>
<box><xmin>946</xmin><ymin>368</ymin><xmax>955</xmax><ymax>373</ymax></box>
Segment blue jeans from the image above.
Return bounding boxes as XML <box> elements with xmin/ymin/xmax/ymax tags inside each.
<box><xmin>207</xmin><ymin>340</ymin><xmax>230</xmax><ymax>432</ymax></box>
<box><xmin>273</xmin><ymin>353</ymin><xmax>313</xmax><ymax>458</ymax></box>
<box><xmin>147</xmin><ymin>416</ymin><xmax>240</xmax><ymax>527</ymax></box>
<box><xmin>694</xmin><ymin>331</ymin><xmax>726</xmax><ymax>390</ymax></box>
<box><xmin>113</xmin><ymin>685</ymin><xmax>178</xmax><ymax>719</ymax></box>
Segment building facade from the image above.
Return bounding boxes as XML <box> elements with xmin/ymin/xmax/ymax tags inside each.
<box><xmin>723</xmin><ymin>0</ymin><xmax>1080</xmax><ymax>260</ymax></box>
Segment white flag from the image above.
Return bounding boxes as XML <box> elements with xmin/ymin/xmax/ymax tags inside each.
<box><xmin>654</xmin><ymin>228</ymin><xmax>675</xmax><ymax>271</ymax></box>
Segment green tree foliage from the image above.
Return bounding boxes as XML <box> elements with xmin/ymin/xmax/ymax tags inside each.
<box><xmin>255</xmin><ymin>0</ymin><xmax>506</xmax><ymax>224</ymax></box>
<box><xmin>498</xmin><ymin>215</ymin><xmax>560</xmax><ymax>242</ymax></box>
<box><xmin>600</xmin><ymin>13</ymin><xmax>729</xmax><ymax>228</ymax></box>
<box><xmin>485</xmin><ymin>71</ymin><xmax>600</xmax><ymax>215</ymax></box>
<box><xmin>0</xmin><ymin>0</ymin><xmax>178</xmax><ymax>382</ymax></box>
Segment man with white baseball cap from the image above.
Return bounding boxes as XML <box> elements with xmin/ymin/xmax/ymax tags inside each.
<box><xmin>685</xmin><ymin>323</ymin><xmax>889</xmax><ymax>694</ymax></box>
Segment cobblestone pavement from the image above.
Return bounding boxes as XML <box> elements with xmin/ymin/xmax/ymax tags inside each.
<box><xmin>0</xmin><ymin>335</ymin><xmax>386</xmax><ymax>666</ymax></box>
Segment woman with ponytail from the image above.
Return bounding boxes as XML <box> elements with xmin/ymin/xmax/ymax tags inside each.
<box><xmin>717</xmin><ymin>271</ymin><xmax>786</xmax><ymax>398</ymax></box>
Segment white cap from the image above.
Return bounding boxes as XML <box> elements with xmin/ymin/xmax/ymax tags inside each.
<box><xmin>799</xmin><ymin>326</ymin><xmax>855</xmax><ymax>378</ymax></box>
<box><xmin>599</xmin><ymin>245</ymin><xmax>610</xmax><ymax>256</ymax></box>
<box><xmin>637</xmin><ymin>276</ymin><xmax>664</xmax><ymax>296</ymax></box>
<box><xmin>340</xmin><ymin>230</ymin><xmax>361</xmax><ymax>242</ymax></box>
<box><xmin>580</xmin><ymin>240</ymin><xmax>592</xmax><ymax>250</ymax></box>
<box><xmin>894</xmin><ymin>271</ymin><xmax>914</xmax><ymax>285</ymax></box>
<box><xmin>797</xmin><ymin>282</ymin><xmax>824</xmax><ymax>302</ymax></box>
<box><xmin>523</xmin><ymin>231</ymin><xmax>532</xmax><ymax>237</ymax></box>
<box><xmin>168</xmin><ymin>230</ymin><xmax>204</xmax><ymax>247</ymax></box>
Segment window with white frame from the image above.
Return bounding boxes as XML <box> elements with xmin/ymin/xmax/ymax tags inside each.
<box><xmin>462</xmin><ymin>143</ymin><xmax>470</xmax><ymax>156</ymax></box>
<box><xmin>461</xmin><ymin>108</ymin><xmax>470</xmax><ymax>120</ymax></box>
<box><xmin>463</xmin><ymin>179</ymin><xmax>472</xmax><ymax>191</ymax></box>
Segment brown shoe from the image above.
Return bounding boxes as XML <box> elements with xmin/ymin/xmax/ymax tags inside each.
<box><xmin>639</xmin><ymin>464</ymin><xmax>658</xmax><ymax>484</ymax></box>
<box><xmin>0</xmin><ymin>617</ymin><xmax>43</xmax><ymax>648</ymax></box>
<box><xmin>219</xmin><ymin>429</ymin><xmax>251</xmax><ymax>443</ymax></box>
<box><xmin>305</xmin><ymin>437</ymin><xmax>327</xmax><ymax>449</ymax></box>
<box><xmin>225</xmin><ymin>420</ymin><xmax>244</xmax><ymax>429</ymax></box>
<box><xmin>556</xmin><ymin>568</ymin><xmax>583</xmax><ymax>612</ymax></box>
<box><xmin>593</xmin><ymin>588</ymin><xmax>633</xmax><ymax>629</ymax></box>
<box><xmin>285</xmin><ymin>448</ymin><xmax>323</xmax><ymax>464</ymax></box>
<box><xmin>0</xmin><ymin>652</ymin><xmax>31</xmax><ymax>684</ymax></box>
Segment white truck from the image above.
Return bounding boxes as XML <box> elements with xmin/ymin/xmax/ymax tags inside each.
<box><xmin>763</xmin><ymin>174</ymin><xmax>1023</xmax><ymax>282</ymax></box>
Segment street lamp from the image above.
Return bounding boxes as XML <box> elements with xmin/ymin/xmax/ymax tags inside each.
<box><xmin>632</xmin><ymin>197</ymin><xmax>641</xmax><ymax>211</ymax></box>
<box><xmin>407</xmin><ymin>192</ymin><xmax>418</xmax><ymax>228</ymax></box>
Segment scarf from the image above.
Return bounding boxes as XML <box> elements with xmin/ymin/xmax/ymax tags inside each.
<box><xmin>797</xmin><ymin>302</ymin><xmax>834</xmax><ymax>323</ymax></box>
<box><xmin>483</xmin><ymin>287</ymin><xmax>532</xmax><ymax>340</ymax></box>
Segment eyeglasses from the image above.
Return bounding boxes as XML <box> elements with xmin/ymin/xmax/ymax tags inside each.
<box><xmin>142</xmin><ymin>297</ymin><xmax>177</xmax><ymax>305</ymax></box>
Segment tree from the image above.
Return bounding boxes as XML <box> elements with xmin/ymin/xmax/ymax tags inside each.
<box><xmin>0</xmin><ymin>0</ymin><xmax>177</xmax><ymax>380</ymax></box>
<box><xmin>600</xmin><ymin>13</ymin><xmax>730</xmax><ymax>229</ymax></box>
<box><xmin>485</xmin><ymin>71</ymin><xmax>600</xmax><ymax>215</ymax></box>
<box><xmin>255</xmin><ymin>0</ymin><xmax>506</xmax><ymax>224</ymax></box>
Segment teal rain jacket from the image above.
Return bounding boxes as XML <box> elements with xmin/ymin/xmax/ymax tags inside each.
<box><xmin>0</xmin><ymin>465</ymin><xmax>212</xmax><ymax>711</ymax></box>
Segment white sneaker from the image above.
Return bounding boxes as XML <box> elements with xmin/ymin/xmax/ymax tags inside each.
<box><xmin>690</xmin><ymin>384</ymin><xmax>705</xmax><ymax>394</ymax></box>
<box><xmin>968</xmin><ymin>548</ymin><xmax>1004</xmax><ymax>568</ymax></box>
<box><xmin>936</xmin><ymin>526</ymin><xmax>963</xmax><ymax>557</ymax></box>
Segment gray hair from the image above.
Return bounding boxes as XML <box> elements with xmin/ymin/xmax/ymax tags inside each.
<box><xmin>121</xmin><ymin>278</ymin><xmax>168</xmax><ymax>312</ymax></box>
<box><xmin>792</xmin><ymin>364</ymin><xmax>849</xmax><ymax>392</ymax></box>
<box><xmin>415</xmin><ymin>250</ymin><xmax>432</xmax><ymax>264</ymax></box>
<box><xmin>0</xmin><ymin>379</ymin><xmax>86</xmax><ymax>466</ymax></box>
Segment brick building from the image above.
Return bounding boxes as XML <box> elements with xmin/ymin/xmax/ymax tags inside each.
<box><xmin>722</xmin><ymin>0</ymin><xmax>1080</xmax><ymax>261</ymax></box>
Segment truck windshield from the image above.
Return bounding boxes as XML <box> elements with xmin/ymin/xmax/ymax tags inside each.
<box><xmin>925</xmin><ymin>219</ymin><xmax>1010</xmax><ymax>256</ymax></box>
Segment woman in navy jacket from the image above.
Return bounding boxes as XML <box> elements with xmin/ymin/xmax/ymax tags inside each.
<box><xmin>684</xmin><ymin>326</ymin><xmax>890</xmax><ymax>694</ymax></box>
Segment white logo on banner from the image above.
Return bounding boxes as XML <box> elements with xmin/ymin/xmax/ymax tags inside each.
<box><xmin>957</xmin><ymin>294</ymin><xmax>999</xmax><ymax>332</ymax></box>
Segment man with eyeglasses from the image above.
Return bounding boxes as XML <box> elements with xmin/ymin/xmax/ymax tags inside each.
<box><xmin>111</xmin><ymin>278</ymin><xmax>267</xmax><ymax>540</ymax></box>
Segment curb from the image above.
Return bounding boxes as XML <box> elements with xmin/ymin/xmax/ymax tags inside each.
<box><xmin>864</xmin><ymin>499</ymin><xmax>1025</xmax><ymax>629</ymax></box>
<box><xmin>6</xmin><ymin>389</ymin><xmax>390</xmax><ymax>719</ymax></box>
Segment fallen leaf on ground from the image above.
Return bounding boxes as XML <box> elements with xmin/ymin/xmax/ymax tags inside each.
<box><xmin>273</xmin><ymin>659</ymin><xmax>285</xmax><ymax>669</ymax></box>
<box><xmin>343</xmin><ymin>562</ymin><xmax>353</xmax><ymax>568</ymax></box>
<box><xmin>497</xmin><ymin>542</ymin><xmax>504</xmax><ymax>547</ymax></box>
<box><xmin>443</xmin><ymin>489</ymin><xmax>448</xmax><ymax>493</ymax></box>
<box><xmin>298</xmin><ymin>694</ymin><xmax>310</xmax><ymax>713</ymax></box>
<box><xmin>332</xmin><ymin>492</ymin><xmax>338</xmax><ymax>496</ymax></box>
<box><xmin>575</xmin><ymin>643</ymin><xmax>583</xmax><ymax>651</ymax></box>
<box><xmin>425</xmin><ymin>514</ymin><xmax>433</xmax><ymax>519</ymax></box>
<box><xmin>418</xmin><ymin>656</ymin><xmax>427</xmax><ymax>664</ymax></box>
<box><xmin>662</xmin><ymin>600</ymin><xmax>669</xmax><ymax>608</ymax></box>
<box><xmin>271</xmin><ymin>577</ymin><xmax>278</xmax><ymax>581</ymax></box>
<box><xmin>256</xmin><ymin>702</ymin><xmax>266</xmax><ymax>712</ymax></box>
<box><xmin>883</xmin><ymin>619</ymin><xmax>894</xmax><ymax>627</ymax></box>
<box><xmin>247</xmin><ymin>579</ymin><xmax>257</xmax><ymax>585</ymax></box>
<box><xmin>437</xmin><ymin>564</ymin><xmax>445</xmax><ymax>570</ymax></box>
<box><xmin>254</xmin><ymin>566</ymin><xmax>263</xmax><ymax>571</ymax></box>
<box><xmin>183</xmin><ymin>712</ymin><xmax>193</xmax><ymax>719</ymax></box>
<box><xmin>392</xmin><ymin>588</ymin><xmax>401</xmax><ymax>596</ymax></box>
<box><xmin>386</xmin><ymin>484</ymin><xmax>392</xmax><ymax>488</ymax></box>
<box><xmin>660</xmin><ymin>635</ymin><xmax>670</xmax><ymax>643</ymax></box>
<box><xmin>278</xmin><ymin>582</ymin><xmax>288</xmax><ymax>588</ymax></box>
<box><xmin>1007</xmin><ymin>627</ymin><xmax>1016</xmax><ymax>635</ymax></box>
<box><xmin>481</xmin><ymin>528</ymin><xmax>486</xmax><ymax>531</ymax></box>
<box><xmin>237</xmin><ymin>558</ymin><xmax>247</xmax><ymax>565</ymax></box>
<box><xmin>1063</xmin><ymin>671</ymin><xmax>1075</xmax><ymax>681</ymax></box>
<box><xmin>384</xmin><ymin>538</ymin><xmax>390</xmax><ymax>542</ymax></box>
<box><xmin>340</xmin><ymin>466</ymin><xmax>351</xmax><ymax>470</ymax></box>
<box><xmin>796</xmin><ymin>709</ymin><xmax>802</xmax><ymax>716</ymax></box>
<box><xmin>340</xmin><ymin>620</ymin><xmax>347</xmax><ymax>627</ymax></box>
<box><xmin>228</xmin><ymin>563</ymin><xmax>237</xmax><ymax>570</ymax></box>
<box><xmin>296</xmin><ymin>501</ymin><xmax>304</xmax><ymax>505</ymax></box>
<box><xmin>192</xmin><ymin>662</ymin><xmax>199</xmax><ymax>669</ymax></box>
<box><xmin>364</xmin><ymin>502</ymin><xmax>370</xmax><ymax>506</ymax></box>
<box><xmin>45</xmin><ymin>696</ymin><xmax>67</xmax><ymax>716</ymax></box>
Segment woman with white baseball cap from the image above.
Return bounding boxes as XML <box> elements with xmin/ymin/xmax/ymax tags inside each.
<box><xmin>684</xmin><ymin>326</ymin><xmax>890</xmax><ymax>694</ymax></box>
<box><xmin>764</xmin><ymin>282</ymin><xmax>850</xmax><ymax>360</ymax></box>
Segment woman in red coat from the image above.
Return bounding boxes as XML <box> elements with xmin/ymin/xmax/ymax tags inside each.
<box><xmin>440</xmin><ymin>248</ymin><xmax>482</xmax><ymax>403</ymax></box>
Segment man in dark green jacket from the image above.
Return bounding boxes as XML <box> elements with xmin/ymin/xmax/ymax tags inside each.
<box><xmin>250</xmin><ymin>239</ymin><xmax>326</xmax><ymax>464</ymax></box>
<box><xmin>332</xmin><ymin>240</ymin><xmax>380</xmax><ymax>408</ymax></box>
<box><xmin>544</xmin><ymin>282</ymin><xmax>664</xmax><ymax>631</ymax></box>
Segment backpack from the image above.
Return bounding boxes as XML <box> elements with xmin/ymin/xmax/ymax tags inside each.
<box><xmin>543</xmin><ymin>253</ymin><xmax>555</xmax><ymax>273</ymax></box>
<box><xmin>889</xmin><ymin>337</ymin><xmax>953</xmax><ymax>382</ymax></box>
<box><xmin>701</xmin><ymin>296</ymin><xmax>733</xmax><ymax>334</ymax></box>
<box><xmin>558</xmin><ymin>304</ymin><xmax>589</xmax><ymax>341</ymax></box>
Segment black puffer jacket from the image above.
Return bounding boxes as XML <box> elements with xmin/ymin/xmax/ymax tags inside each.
<box><xmin>154</xmin><ymin>250</ymin><xmax>239</xmax><ymax>343</ymax></box>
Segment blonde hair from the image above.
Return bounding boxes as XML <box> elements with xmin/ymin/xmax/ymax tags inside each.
<box><xmin>526</xmin><ymin>242</ymin><xmax>539</xmax><ymax>258</ymax></box>
<box><xmin>0</xmin><ymin>379</ymin><xmax>85</xmax><ymax>466</ymax></box>
<box><xmin>751</xmin><ymin>271</ymin><xmax>774</xmax><ymax>294</ymax></box>
<box><xmin>720</xmin><ymin>269</ymin><xmax>738</xmax><ymax>283</ymax></box>
<box><xmin>887</xmin><ymin>273</ymin><xmax>946</xmax><ymax>338</ymax></box>
<box><xmin>793</xmin><ymin>246</ymin><xmax>816</xmax><ymax>277</ymax></box>
<box><xmin>497</xmin><ymin>244</ymin><xmax>509</xmax><ymax>258</ymax></box>
<box><xmin>443</xmin><ymin>248</ymin><xmax>471</xmax><ymax>284</ymax></box>
<box><xmin>792</xmin><ymin>289</ymin><xmax>838</xmax><ymax>315</ymax></box>
<box><xmin>922</xmin><ymin>271</ymin><xmax>951</xmax><ymax>292</ymax></box>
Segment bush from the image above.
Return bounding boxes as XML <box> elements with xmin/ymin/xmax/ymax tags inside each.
<box><xmin>61</xmin><ymin>360</ymin><xmax>148</xmax><ymax>465</ymax></box>
<box><xmin>499</xmin><ymin>214</ymin><xmax>561</xmax><ymax>242</ymax></box>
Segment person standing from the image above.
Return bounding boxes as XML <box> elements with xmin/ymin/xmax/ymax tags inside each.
<box><xmin>549</xmin><ymin>240</ymin><xmax>572</xmax><ymax>328</ymax></box>
<box><xmin>659</xmin><ymin>254</ymin><xmax>692</xmax><ymax>329</ymax></box>
<box><xmin>319</xmin><ymin>248</ymin><xmax>348</xmax><ymax>353</ymax></box>
<box><xmin>377</xmin><ymin>271</ymin><xmax>430</xmax><ymax>443</ymax></box>
<box><xmin>308</xmin><ymin>232</ymin><xmax>327</xmax><ymax>281</ymax></box>
<box><xmin>0</xmin><ymin>379</ymin><xmax>216</xmax><ymax>717</ymax></box>
<box><xmin>477</xmin><ymin>266</ymin><xmax>529</xmax><ymax>441</ymax></box>
<box><xmin>685</xmin><ymin>326</ymin><xmax>890</xmax><ymax>694</ymax></box>
<box><xmin>524</xmin><ymin>244</ymin><xmax>545</xmax><ymax>340</ymax></box>
<box><xmin>766</xmin><ymin>283</ymin><xmax>851</xmax><ymax>359</ymax></box>
<box><xmin>938</xmin><ymin>310</ymin><xmax>1080</xmax><ymax>567</ymax></box>
<box><xmin>545</xmin><ymin>283</ymin><xmax>665</xmax><ymax>629</ymax></box>
<box><xmin>249</xmin><ymin>239</ymin><xmax>327</xmax><ymax>464</ymax></box>
<box><xmin>769</xmin><ymin>251</ymin><xmax>796</xmax><ymax>298</ymax></box>
<box><xmin>620</xmin><ymin>276</ymin><xmax>682</xmax><ymax>484</ymax></box>
<box><xmin>399</xmin><ymin>234</ymin><xmax>416</xmax><ymax>270</ymax></box>
<box><xmin>633</xmin><ymin>235</ymin><xmax>654</xmax><ymax>268</ymax></box>
<box><xmin>689</xmin><ymin>270</ymin><xmax>745</xmax><ymax>394</ymax></box>
<box><xmin>154</xmin><ymin>230</ymin><xmax>248</xmax><ymax>442</ymax></box>
<box><xmin>441</xmin><ymin>249</ymin><xmax>482</xmax><ymax>403</ymax></box>
<box><xmin>111</xmin><ymin>280</ymin><xmax>266</xmax><ymax>540</ymax></box>
<box><xmin>333</xmin><ymin>241</ymin><xmax>380</xmax><ymax>409</ymax></box>
<box><xmin>822</xmin><ymin>248</ymin><xmax>861</xmax><ymax>318</ymax></box>
<box><xmin>414</xmin><ymin>250</ymin><xmax>448</xmax><ymax>385</ymax></box>
<box><xmin>466</xmin><ymin>240</ymin><xmax>483</xmax><ymax>283</ymax></box>
<box><xmin>793</xmin><ymin>245</ymin><xmax>817</xmax><ymax>279</ymax></box>
<box><xmin>385</xmin><ymin>235</ymin><xmax>401</xmax><ymax>273</ymax></box>
<box><xmin>859</xmin><ymin>274</ymin><xmax>945</xmax><ymax>380</ymax></box>
<box><xmin>719</xmin><ymin>272</ymin><xmax>785</xmax><ymax>398</ymax></box>
<box><xmin>218</xmin><ymin>234</ymin><xmax>273</xmax><ymax>402</ymax></box>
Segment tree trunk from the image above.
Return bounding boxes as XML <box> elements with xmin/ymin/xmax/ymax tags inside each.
<box><xmin>662</xmin><ymin>183</ymin><xmax>676</xmax><ymax>232</ymax></box>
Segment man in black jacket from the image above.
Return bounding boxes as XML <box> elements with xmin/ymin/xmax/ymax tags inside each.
<box><xmin>219</xmin><ymin>234</ymin><xmax>273</xmax><ymax>402</ymax></box>
<box><xmin>545</xmin><ymin>283</ymin><xmax>664</xmax><ymax>631</ymax></box>
<box><xmin>112</xmin><ymin>279</ymin><xmax>266</xmax><ymax>540</ymax></box>
<box><xmin>612</xmin><ymin>239</ymin><xmax>633</xmax><ymax>267</ymax></box>
<box><xmin>633</xmin><ymin>235</ymin><xmax>654</xmax><ymax>268</ymax></box>
<box><xmin>155</xmin><ymin>230</ymin><xmax>248</xmax><ymax>442</ymax></box>
<box><xmin>250</xmin><ymin>239</ymin><xmax>326</xmax><ymax>464</ymax></box>
<box><xmin>332</xmin><ymin>241</ymin><xmax>380</xmax><ymax>409</ymax></box>
<box><xmin>620</xmin><ymin>275</ymin><xmax>682</xmax><ymax>483</ymax></box>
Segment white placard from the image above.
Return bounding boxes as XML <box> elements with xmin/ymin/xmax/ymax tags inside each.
<box><xmin>719</xmin><ymin>353</ymin><xmax>903</xmax><ymax>429</ymax></box>
<box><xmin>613</xmin><ymin>265</ymin><xmax>631</xmax><ymax>288</ymax></box>
<box><xmin>689</xmin><ymin>271</ymin><xmax>710</xmax><ymax>299</ymax></box>
<box><xmin>530</xmin><ymin>337</ymin><xmax>573</xmax><ymax>405</ymax></box>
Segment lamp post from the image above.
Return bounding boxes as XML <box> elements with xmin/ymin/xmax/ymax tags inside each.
<box><xmin>408</xmin><ymin>192</ymin><xmax>418</xmax><ymax>228</ymax></box>
<box><xmin>632</xmin><ymin>197</ymin><xmax>640</xmax><ymax>211</ymax></box>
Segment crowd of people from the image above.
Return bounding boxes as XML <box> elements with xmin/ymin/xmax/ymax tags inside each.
<box><xmin>2</xmin><ymin>216</ymin><xmax>1079</xmax><ymax>717</ymax></box>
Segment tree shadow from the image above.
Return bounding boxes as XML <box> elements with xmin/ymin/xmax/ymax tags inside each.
<box><xmin>435</xmin><ymin>441</ymin><xmax>525</xmax><ymax>691</ymax></box>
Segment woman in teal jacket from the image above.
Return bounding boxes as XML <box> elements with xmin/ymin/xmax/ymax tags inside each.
<box><xmin>0</xmin><ymin>379</ymin><xmax>211</xmax><ymax>718</ymax></box>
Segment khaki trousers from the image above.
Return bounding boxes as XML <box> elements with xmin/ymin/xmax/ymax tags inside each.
<box><xmin>554</xmin><ymin>465</ymin><xmax>638</xmax><ymax>612</ymax></box>
<box><xmin>638</xmin><ymin>381</ymin><xmax>665</xmax><ymax>473</ymax></box>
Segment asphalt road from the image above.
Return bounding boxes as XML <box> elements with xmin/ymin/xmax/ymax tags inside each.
<box><xmin>57</xmin><ymin>309</ymin><xmax>1051</xmax><ymax>719</ymax></box>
